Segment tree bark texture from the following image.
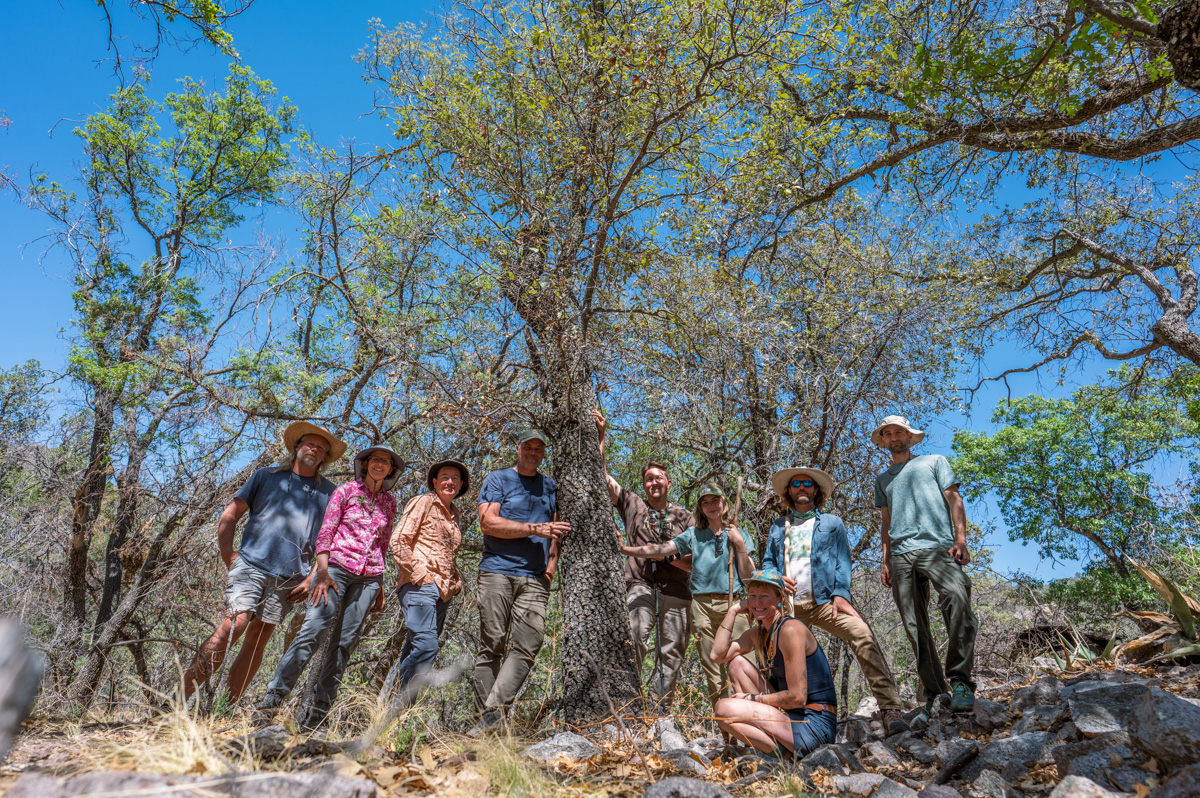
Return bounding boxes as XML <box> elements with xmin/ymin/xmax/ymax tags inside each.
<box><xmin>501</xmin><ymin>269</ymin><xmax>641</xmax><ymax>722</ymax></box>
<box><xmin>50</xmin><ymin>386</ymin><xmax>116</xmax><ymax>689</ymax></box>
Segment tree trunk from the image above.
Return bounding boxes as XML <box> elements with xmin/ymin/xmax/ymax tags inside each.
<box><xmin>552</xmin><ymin>388</ymin><xmax>643</xmax><ymax>723</ymax></box>
<box><xmin>50</xmin><ymin>385</ymin><xmax>116</xmax><ymax>689</ymax></box>
<box><xmin>95</xmin><ymin>458</ymin><xmax>143</xmax><ymax>630</ymax></box>
<box><xmin>521</xmin><ymin>322</ymin><xmax>641</xmax><ymax>722</ymax></box>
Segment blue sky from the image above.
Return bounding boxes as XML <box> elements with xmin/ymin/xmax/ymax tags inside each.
<box><xmin>0</xmin><ymin>0</ymin><xmax>1172</xmax><ymax>579</ymax></box>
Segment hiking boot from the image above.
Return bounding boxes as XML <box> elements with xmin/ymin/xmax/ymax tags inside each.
<box><xmin>882</xmin><ymin>708</ymin><xmax>910</xmax><ymax>736</ymax></box>
<box><xmin>298</xmin><ymin>706</ymin><xmax>328</xmax><ymax>731</ymax></box>
<box><xmin>258</xmin><ymin>690</ymin><xmax>287</xmax><ymax>711</ymax></box>
<box><xmin>950</xmin><ymin>683</ymin><xmax>975</xmax><ymax>714</ymax></box>
<box><xmin>466</xmin><ymin>709</ymin><xmax>504</xmax><ymax>738</ymax></box>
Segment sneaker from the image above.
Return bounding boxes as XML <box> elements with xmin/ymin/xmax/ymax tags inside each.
<box><xmin>258</xmin><ymin>690</ymin><xmax>287</xmax><ymax>711</ymax></box>
<box><xmin>882</xmin><ymin>708</ymin><xmax>910</xmax><ymax>736</ymax></box>
<box><xmin>950</xmin><ymin>683</ymin><xmax>975</xmax><ymax>714</ymax></box>
<box><xmin>466</xmin><ymin>709</ymin><xmax>504</xmax><ymax>738</ymax></box>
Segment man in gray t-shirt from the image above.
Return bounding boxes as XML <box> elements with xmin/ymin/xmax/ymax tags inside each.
<box><xmin>182</xmin><ymin>421</ymin><xmax>343</xmax><ymax>704</ymax></box>
<box><xmin>872</xmin><ymin>415</ymin><xmax>978</xmax><ymax>716</ymax></box>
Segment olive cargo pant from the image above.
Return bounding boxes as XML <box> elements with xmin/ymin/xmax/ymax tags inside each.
<box><xmin>889</xmin><ymin>547</ymin><xmax>978</xmax><ymax>701</ymax></box>
<box><xmin>472</xmin><ymin>571</ymin><xmax>550</xmax><ymax>714</ymax></box>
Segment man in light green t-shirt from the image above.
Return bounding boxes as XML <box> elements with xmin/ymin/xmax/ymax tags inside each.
<box><xmin>873</xmin><ymin>415</ymin><xmax>978</xmax><ymax>717</ymax></box>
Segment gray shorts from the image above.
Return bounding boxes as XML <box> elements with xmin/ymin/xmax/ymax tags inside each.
<box><xmin>224</xmin><ymin>556</ymin><xmax>305</xmax><ymax>626</ymax></box>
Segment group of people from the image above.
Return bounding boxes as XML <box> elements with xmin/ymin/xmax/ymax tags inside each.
<box><xmin>599</xmin><ymin>410</ymin><xmax>977</xmax><ymax>760</ymax></box>
<box><xmin>180</xmin><ymin>411</ymin><xmax>978</xmax><ymax>762</ymax></box>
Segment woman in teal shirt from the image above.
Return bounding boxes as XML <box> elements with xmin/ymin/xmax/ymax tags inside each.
<box><xmin>622</xmin><ymin>483</ymin><xmax>755</xmax><ymax>705</ymax></box>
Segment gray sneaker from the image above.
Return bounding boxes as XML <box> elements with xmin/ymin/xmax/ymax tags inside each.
<box><xmin>258</xmin><ymin>690</ymin><xmax>287</xmax><ymax>711</ymax></box>
<box><xmin>467</xmin><ymin>709</ymin><xmax>504</xmax><ymax>738</ymax></box>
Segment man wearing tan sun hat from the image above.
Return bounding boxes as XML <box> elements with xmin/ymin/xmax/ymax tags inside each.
<box><xmin>872</xmin><ymin>414</ymin><xmax>977</xmax><ymax>719</ymax></box>
<box><xmin>181</xmin><ymin>420</ymin><xmax>346</xmax><ymax>704</ymax></box>
<box><xmin>760</xmin><ymin>465</ymin><xmax>909</xmax><ymax>736</ymax></box>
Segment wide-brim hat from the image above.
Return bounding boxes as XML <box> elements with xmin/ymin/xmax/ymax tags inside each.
<box><xmin>870</xmin><ymin>415</ymin><xmax>926</xmax><ymax>447</ymax></box>
<box><xmin>282</xmin><ymin>421</ymin><xmax>347</xmax><ymax>465</ymax></box>
<box><xmin>354</xmin><ymin>445</ymin><xmax>406</xmax><ymax>491</ymax></box>
<box><xmin>771</xmin><ymin>467</ymin><xmax>835</xmax><ymax>501</ymax></box>
<box><xmin>427</xmin><ymin>458</ymin><xmax>471</xmax><ymax>498</ymax></box>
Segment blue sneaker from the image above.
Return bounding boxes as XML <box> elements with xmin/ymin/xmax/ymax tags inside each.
<box><xmin>950</xmin><ymin>683</ymin><xmax>975</xmax><ymax>714</ymax></box>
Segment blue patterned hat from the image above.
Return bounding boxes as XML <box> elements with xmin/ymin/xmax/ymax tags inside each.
<box><xmin>745</xmin><ymin>568</ymin><xmax>787</xmax><ymax>594</ymax></box>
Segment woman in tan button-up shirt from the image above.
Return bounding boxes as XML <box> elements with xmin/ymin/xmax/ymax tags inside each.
<box><xmin>379</xmin><ymin>457</ymin><xmax>469</xmax><ymax>704</ymax></box>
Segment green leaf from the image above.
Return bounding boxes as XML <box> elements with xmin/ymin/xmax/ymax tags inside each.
<box><xmin>1148</xmin><ymin>643</ymin><xmax>1200</xmax><ymax>663</ymax></box>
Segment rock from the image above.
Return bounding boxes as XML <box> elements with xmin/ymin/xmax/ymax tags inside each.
<box><xmin>0</xmin><ymin>621</ymin><xmax>43</xmax><ymax>762</ymax></box>
<box><xmin>522</xmin><ymin>732</ymin><xmax>601</xmax><ymax>762</ymax></box>
<box><xmin>641</xmin><ymin>776</ymin><xmax>732</xmax><ymax>798</ymax></box>
<box><xmin>977</xmin><ymin>731</ymin><xmax>1053</xmax><ymax>782</ymax></box>
<box><xmin>839</xmin><ymin>715</ymin><xmax>874</xmax><ymax>747</ymax></box>
<box><xmin>969</xmin><ymin>769</ymin><xmax>1013</xmax><ymax>798</ymax></box>
<box><xmin>1150</xmin><ymin>763</ymin><xmax>1200</xmax><ymax>798</ymax></box>
<box><xmin>936</xmin><ymin>738</ymin><xmax>979</xmax><ymax>770</ymax></box>
<box><xmin>1046</xmin><ymin>775</ymin><xmax>1119</xmax><ymax>798</ymax></box>
<box><xmin>598</xmin><ymin>724</ymin><xmax>622</xmax><ymax>744</ymax></box>
<box><xmin>1051</xmin><ymin>732</ymin><xmax>1132</xmax><ymax>777</ymax></box>
<box><xmin>1068</xmin><ymin>683</ymin><xmax>1151</xmax><ymax>737</ymax></box>
<box><xmin>1012</xmin><ymin>703</ymin><xmax>1064</xmax><ymax>735</ymax></box>
<box><xmin>1104</xmin><ymin>767</ymin><xmax>1156</xmax><ymax>793</ymax></box>
<box><xmin>973</xmin><ymin>698</ymin><xmax>1010</xmax><ymax>732</ymax></box>
<box><xmin>1062</xmin><ymin>672</ymin><xmax>1161</xmax><ymax>699</ymax></box>
<box><xmin>893</xmin><ymin>732</ymin><xmax>937</xmax><ymax>765</ymax></box>
<box><xmin>652</xmin><ymin>718</ymin><xmax>689</xmax><ymax>751</ymax></box>
<box><xmin>934</xmin><ymin>739</ymin><xmax>979</xmax><ymax>785</ymax></box>
<box><xmin>1127</xmin><ymin>687</ymin><xmax>1200</xmax><ymax>768</ymax></box>
<box><xmin>1011</xmin><ymin>676</ymin><xmax>1062</xmax><ymax>714</ymax></box>
<box><xmin>5</xmin><ymin>771</ymin><xmax>378</xmax><ymax>798</ymax></box>
<box><xmin>800</xmin><ymin>743</ymin><xmax>862</xmax><ymax>775</ymax></box>
<box><xmin>830</xmin><ymin>773</ymin><xmax>919</xmax><ymax>798</ymax></box>
<box><xmin>1032</xmin><ymin>656</ymin><xmax>1060</xmax><ymax>674</ymax></box>
<box><xmin>919</xmin><ymin>785</ymin><xmax>963</xmax><ymax>798</ymax></box>
<box><xmin>859</xmin><ymin>740</ymin><xmax>904</xmax><ymax>769</ymax></box>
<box><xmin>657</xmin><ymin>750</ymin><xmax>707</xmax><ymax>776</ymax></box>
<box><xmin>854</xmin><ymin>695</ymin><xmax>881</xmax><ymax>717</ymax></box>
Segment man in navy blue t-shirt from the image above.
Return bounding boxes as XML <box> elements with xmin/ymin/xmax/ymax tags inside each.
<box><xmin>468</xmin><ymin>430</ymin><xmax>570</xmax><ymax>735</ymax></box>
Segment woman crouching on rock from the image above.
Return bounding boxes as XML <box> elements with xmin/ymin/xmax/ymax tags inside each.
<box><xmin>711</xmin><ymin>568</ymin><xmax>838</xmax><ymax>760</ymax></box>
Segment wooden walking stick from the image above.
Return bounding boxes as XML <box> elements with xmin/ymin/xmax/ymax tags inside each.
<box><xmin>722</xmin><ymin>476</ymin><xmax>743</xmax><ymax>700</ymax></box>
<box><xmin>727</xmin><ymin>476</ymin><xmax>742</xmax><ymax>605</ymax></box>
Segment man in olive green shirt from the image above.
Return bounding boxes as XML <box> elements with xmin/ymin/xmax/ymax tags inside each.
<box><xmin>873</xmin><ymin>415</ymin><xmax>978</xmax><ymax>716</ymax></box>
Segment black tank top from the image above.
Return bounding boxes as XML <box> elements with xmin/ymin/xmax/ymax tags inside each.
<box><xmin>763</xmin><ymin>617</ymin><xmax>838</xmax><ymax>707</ymax></box>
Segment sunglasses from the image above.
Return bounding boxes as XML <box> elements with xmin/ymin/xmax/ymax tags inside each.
<box><xmin>789</xmin><ymin>479</ymin><xmax>816</xmax><ymax>488</ymax></box>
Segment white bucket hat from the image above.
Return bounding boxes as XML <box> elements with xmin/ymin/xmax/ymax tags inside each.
<box><xmin>770</xmin><ymin>467</ymin><xmax>835</xmax><ymax>502</ymax></box>
<box><xmin>870</xmin><ymin>415</ymin><xmax>926</xmax><ymax>447</ymax></box>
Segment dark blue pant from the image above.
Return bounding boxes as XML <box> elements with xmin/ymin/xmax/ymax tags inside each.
<box><xmin>379</xmin><ymin>583</ymin><xmax>449</xmax><ymax>703</ymax></box>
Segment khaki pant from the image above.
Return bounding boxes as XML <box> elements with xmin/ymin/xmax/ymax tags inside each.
<box><xmin>691</xmin><ymin>594</ymin><xmax>750</xmax><ymax>706</ymax></box>
<box><xmin>627</xmin><ymin>583</ymin><xmax>692</xmax><ymax>707</ymax></box>
<box><xmin>890</xmin><ymin>547</ymin><xmax>978</xmax><ymax>700</ymax></box>
<box><xmin>473</xmin><ymin>572</ymin><xmax>550</xmax><ymax>714</ymax></box>
<box><xmin>793</xmin><ymin>599</ymin><xmax>902</xmax><ymax>711</ymax></box>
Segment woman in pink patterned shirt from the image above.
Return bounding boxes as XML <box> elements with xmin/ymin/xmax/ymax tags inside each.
<box><xmin>260</xmin><ymin>444</ymin><xmax>404</xmax><ymax>727</ymax></box>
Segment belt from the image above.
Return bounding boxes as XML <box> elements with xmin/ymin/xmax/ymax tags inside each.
<box><xmin>805</xmin><ymin>703</ymin><xmax>836</xmax><ymax>713</ymax></box>
<box><xmin>693</xmin><ymin>592</ymin><xmax>737</xmax><ymax>597</ymax></box>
